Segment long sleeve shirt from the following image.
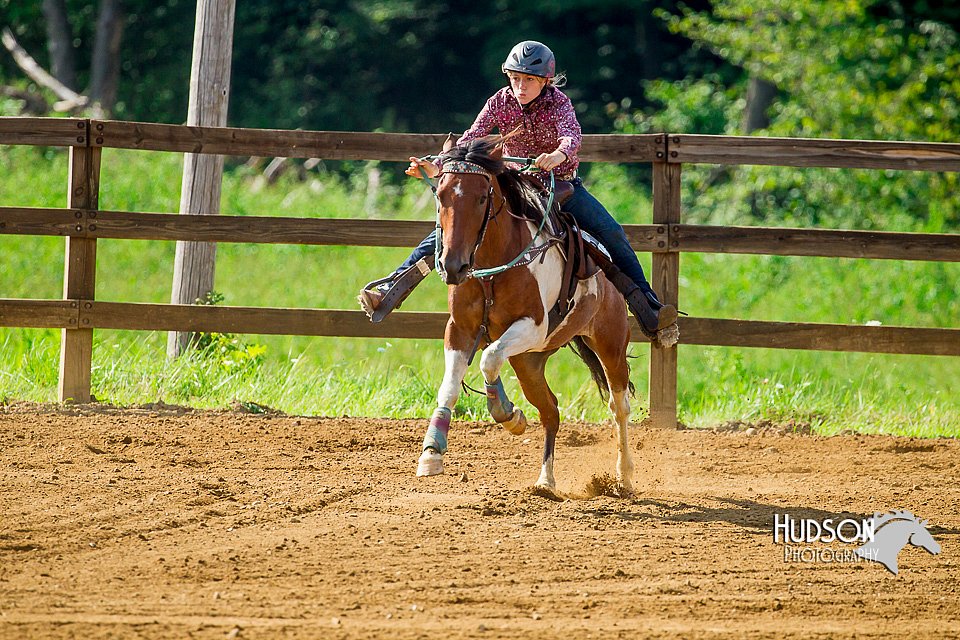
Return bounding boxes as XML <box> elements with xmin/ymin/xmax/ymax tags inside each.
<box><xmin>451</xmin><ymin>86</ymin><xmax>583</xmax><ymax>182</ymax></box>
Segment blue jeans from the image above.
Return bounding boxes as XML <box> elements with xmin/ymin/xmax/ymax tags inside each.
<box><xmin>395</xmin><ymin>179</ymin><xmax>654</xmax><ymax>297</ymax></box>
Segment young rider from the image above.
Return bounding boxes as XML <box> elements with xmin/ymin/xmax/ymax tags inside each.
<box><xmin>358</xmin><ymin>40</ymin><xmax>678</xmax><ymax>341</ymax></box>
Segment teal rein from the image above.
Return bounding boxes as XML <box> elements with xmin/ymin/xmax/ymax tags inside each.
<box><xmin>419</xmin><ymin>154</ymin><xmax>557</xmax><ymax>280</ymax></box>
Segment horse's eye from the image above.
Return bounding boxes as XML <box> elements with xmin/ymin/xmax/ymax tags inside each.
<box><xmin>479</xmin><ymin>195</ymin><xmax>487</xmax><ymax>204</ymax></box>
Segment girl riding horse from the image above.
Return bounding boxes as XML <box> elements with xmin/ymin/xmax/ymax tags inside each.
<box><xmin>359</xmin><ymin>40</ymin><xmax>679</xmax><ymax>344</ymax></box>
<box><xmin>413</xmin><ymin>138</ymin><xmax>638</xmax><ymax>489</ymax></box>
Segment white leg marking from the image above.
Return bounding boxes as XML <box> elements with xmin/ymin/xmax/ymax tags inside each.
<box><xmin>437</xmin><ymin>348</ymin><xmax>469</xmax><ymax>409</ymax></box>
<box><xmin>417</xmin><ymin>449</ymin><xmax>445</xmax><ymax>476</ymax></box>
<box><xmin>536</xmin><ymin>454</ymin><xmax>556</xmax><ymax>490</ymax></box>
<box><xmin>479</xmin><ymin>317</ymin><xmax>544</xmax><ymax>384</ymax></box>
<box><xmin>417</xmin><ymin>348</ymin><xmax>469</xmax><ymax>478</ymax></box>
<box><xmin>610</xmin><ymin>389</ymin><xmax>634</xmax><ymax>491</ymax></box>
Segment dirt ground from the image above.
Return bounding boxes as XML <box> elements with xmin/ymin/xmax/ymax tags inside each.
<box><xmin>1</xmin><ymin>402</ymin><xmax>958</xmax><ymax>639</ymax></box>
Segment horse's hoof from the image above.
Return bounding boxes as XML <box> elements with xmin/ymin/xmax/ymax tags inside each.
<box><xmin>416</xmin><ymin>449</ymin><xmax>444</xmax><ymax>476</ymax></box>
<box><xmin>501</xmin><ymin>408</ymin><xmax>527</xmax><ymax>436</ymax></box>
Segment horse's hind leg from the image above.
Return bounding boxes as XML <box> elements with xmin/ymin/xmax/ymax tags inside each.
<box><xmin>509</xmin><ymin>351</ymin><xmax>560</xmax><ymax>490</ymax></box>
<box><xmin>608</xmin><ymin>386</ymin><xmax>634</xmax><ymax>493</ymax></box>
<box><xmin>582</xmin><ymin>333</ymin><xmax>634</xmax><ymax>492</ymax></box>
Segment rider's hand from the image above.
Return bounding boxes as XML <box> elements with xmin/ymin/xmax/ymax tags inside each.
<box><xmin>406</xmin><ymin>156</ymin><xmax>440</xmax><ymax>180</ymax></box>
<box><xmin>534</xmin><ymin>150</ymin><xmax>567</xmax><ymax>172</ymax></box>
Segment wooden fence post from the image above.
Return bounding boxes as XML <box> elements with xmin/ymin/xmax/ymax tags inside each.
<box><xmin>167</xmin><ymin>0</ymin><xmax>236</xmax><ymax>358</ymax></box>
<box><xmin>58</xmin><ymin>141</ymin><xmax>100</xmax><ymax>403</ymax></box>
<box><xmin>649</xmin><ymin>161</ymin><xmax>681</xmax><ymax>428</ymax></box>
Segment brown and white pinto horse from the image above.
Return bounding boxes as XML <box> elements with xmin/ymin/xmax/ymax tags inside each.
<box><xmin>417</xmin><ymin>139</ymin><xmax>635</xmax><ymax>493</ymax></box>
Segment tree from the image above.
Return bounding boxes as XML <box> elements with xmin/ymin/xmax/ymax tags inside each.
<box><xmin>639</xmin><ymin>0</ymin><xmax>960</xmax><ymax>230</ymax></box>
<box><xmin>661</xmin><ymin>0</ymin><xmax>960</xmax><ymax>142</ymax></box>
<box><xmin>41</xmin><ymin>0</ymin><xmax>76</xmax><ymax>90</ymax></box>
<box><xmin>1</xmin><ymin>0</ymin><xmax>126</xmax><ymax>115</ymax></box>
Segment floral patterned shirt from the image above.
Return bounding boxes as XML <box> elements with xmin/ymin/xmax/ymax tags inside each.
<box><xmin>448</xmin><ymin>86</ymin><xmax>582</xmax><ymax>182</ymax></box>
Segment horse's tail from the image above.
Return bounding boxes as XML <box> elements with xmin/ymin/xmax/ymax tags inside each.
<box><xmin>569</xmin><ymin>337</ymin><xmax>636</xmax><ymax>401</ymax></box>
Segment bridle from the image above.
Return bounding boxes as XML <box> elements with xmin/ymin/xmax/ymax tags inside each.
<box><xmin>433</xmin><ymin>159</ymin><xmax>502</xmax><ymax>281</ymax></box>
<box><xmin>428</xmin><ymin>157</ymin><xmax>556</xmax><ymax>282</ymax></box>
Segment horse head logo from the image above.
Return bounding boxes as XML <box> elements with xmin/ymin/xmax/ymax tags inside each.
<box><xmin>855</xmin><ymin>510</ymin><xmax>941</xmax><ymax>575</ymax></box>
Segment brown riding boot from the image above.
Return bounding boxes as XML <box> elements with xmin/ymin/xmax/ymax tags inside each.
<box><xmin>358</xmin><ymin>258</ymin><xmax>432</xmax><ymax>323</ymax></box>
<box><xmin>623</xmin><ymin>285</ymin><xmax>679</xmax><ymax>340</ymax></box>
<box><xmin>604</xmin><ymin>268</ymin><xmax>678</xmax><ymax>342</ymax></box>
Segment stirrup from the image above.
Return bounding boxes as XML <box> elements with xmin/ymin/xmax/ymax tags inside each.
<box><xmin>358</xmin><ymin>258</ymin><xmax>432</xmax><ymax>323</ymax></box>
<box><xmin>624</xmin><ymin>288</ymin><xmax>678</xmax><ymax>342</ymax></box>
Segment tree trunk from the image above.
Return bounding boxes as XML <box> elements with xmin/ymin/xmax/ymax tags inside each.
<box><xmin>635</xmin><ymin>10</ymin><xmax>662</xmax><ymax>81</ymax></box>
<box><xmin>42</xmin><ymin>0</ymin><xmax>77</xmax><ymax>91</ymax></box>
<box><xmin>167</xmin><ymin>0</ymin><xmax>236</xmax><ymax>359</ymax></box>
<box><xmin>742</xmin><ymin>76</ymin><xmax>777</xmax><ymax>133</ymax></box>
<box><xmin>88</xmin><ymin>0</ymin><xmax>125</xmax><ymax>115</ymax></box>
<box><xmin>742</xmin><ymin>76</ymin><xmax>778</xmax><ymax>218</ymax></box>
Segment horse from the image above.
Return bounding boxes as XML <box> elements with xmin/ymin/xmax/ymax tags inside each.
<box><xmin>416</xmin><ymin>139</ymin><xmax>636</xmax><ymax>494</ymax></box>
<box><xmin>855</xmin><ymin>510</ymin><xmax>941</xmax><ymax>575</ymax></box>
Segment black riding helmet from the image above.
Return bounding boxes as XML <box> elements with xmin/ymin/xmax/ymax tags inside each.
<box><xmin>502</xmin><ymin>40</ymin><xmax>556</xmax><ymax>79</ymax></box>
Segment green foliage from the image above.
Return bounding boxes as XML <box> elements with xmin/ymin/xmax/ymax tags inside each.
<box><xmin>612</xmin><ymin>75</ymin><xmax>742</xmax><ymax>135</ymax></box>
<box><xmin>192</xmin><ymin>331</ymin><xmax>267</xmax><ymax>374</ymax></box>
<box><xmin>660</xmin><ymin>0</ymin><xmax>960</xmax><ymax>142</ymax></box>
<box><xmin>189</xmin><ymin>292</ymin><xmax>267</xmax><ymax>374</ymax></box>
<box><xmin>0</xmin><ymin>1</ymin><xmax>713</xmax><ymax>133</ymax></box>
<box><xmin>615</xmin><ymin>0</ymin><xmax>960</xmax><ymax>230</ymax></box>
<box><xmin>1</xmin><ymin>2</ymin><xmax>959</xmax><ymax>434</ymax></box>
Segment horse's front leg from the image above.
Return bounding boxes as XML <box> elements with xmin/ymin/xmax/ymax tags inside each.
<box><xmin>417</xmin><ymin>325</ymin><xmax>472</xmax><ymax>477</ymax></box>
<box><xmin>479</xmin><ymin>317</ymin><xmax>545</xmax><ymax>436</ymax></box>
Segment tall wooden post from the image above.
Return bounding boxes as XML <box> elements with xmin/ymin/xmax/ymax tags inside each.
<box><xmin>167</xmin><ymin>0</ymin><xmax>235</xmax><ymax>358</ymax></box>
<box><xmin>649</xmin><ymin>161</ymin><xmax>681</xmax><ymax>428</ymax></box>
<box><xmin>59</xmin><ymin>143</ymin><xmax>101</xmax><ymax>402</ymax></box>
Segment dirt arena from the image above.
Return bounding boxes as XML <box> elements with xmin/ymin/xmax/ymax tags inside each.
<box><xmin>1</xmin><ymin>402</ymin><xmax>958</xmax><ymax>639</ymax></box>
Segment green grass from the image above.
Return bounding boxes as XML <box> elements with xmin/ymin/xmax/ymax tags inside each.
<box><xmin>1</xmin><ymin>145</ymin><xmax>958</xmax><ymax>437</ymax></box>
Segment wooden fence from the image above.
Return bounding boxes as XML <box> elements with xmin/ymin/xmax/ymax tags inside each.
<box><xmin>2</xmin><ymin>117</ymin><xmax>959</xmax><ymax>427</ymax></box>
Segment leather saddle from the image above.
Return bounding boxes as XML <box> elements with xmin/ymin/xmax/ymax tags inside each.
<box><xmin>524</xmin><ymin>178</ymin><xmax>602</xmax><ymax>336</ymax></box>
<box><xmin>554</xmin><ymin>179</ymin><xmax>575</xmax><ymax>208</ymax></box>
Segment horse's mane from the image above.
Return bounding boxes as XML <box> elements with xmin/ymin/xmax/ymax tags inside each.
<box><xmin>441</xmin><ymin>139</ymin><xmax>548</xmax><ymax>224</ymax></box>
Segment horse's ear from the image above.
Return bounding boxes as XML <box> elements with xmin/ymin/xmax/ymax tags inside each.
<box><xmin>442</xmin><ymin>133</ymin><xmax>457</xmax><ymax>153</ymax></box>
<box><xmin>490</xmin><ymin>143</ymin><xmax>504</xmax><ymax>160</ymax></box>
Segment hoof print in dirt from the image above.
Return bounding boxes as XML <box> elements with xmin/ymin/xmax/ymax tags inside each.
<box><xmin>529</xmin><ymin>485</ymin><xmax>566</xmax><ymax>502</ymax></box>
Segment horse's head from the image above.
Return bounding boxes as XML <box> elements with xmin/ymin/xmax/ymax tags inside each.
<box><xmin>435</xmin><ymin>141</ymin><xmax>504</xmax><ymax>285</ymax></box>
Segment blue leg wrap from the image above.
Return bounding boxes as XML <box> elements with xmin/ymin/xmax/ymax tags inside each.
<box><xmin>485</xmin><ymin>377</ymin><xmax>515</xmax><ymax>423</ymax></box>
<box><xmin>422</xmin><ymin>407</ymin><xmax>451</xmax><ymax>453</ymax></box>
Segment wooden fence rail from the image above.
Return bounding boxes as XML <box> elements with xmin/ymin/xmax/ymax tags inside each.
<box><xmin>1</xmin><ymin>117</ymin><xmax>959</xmax><ymax>426</ymax></box>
